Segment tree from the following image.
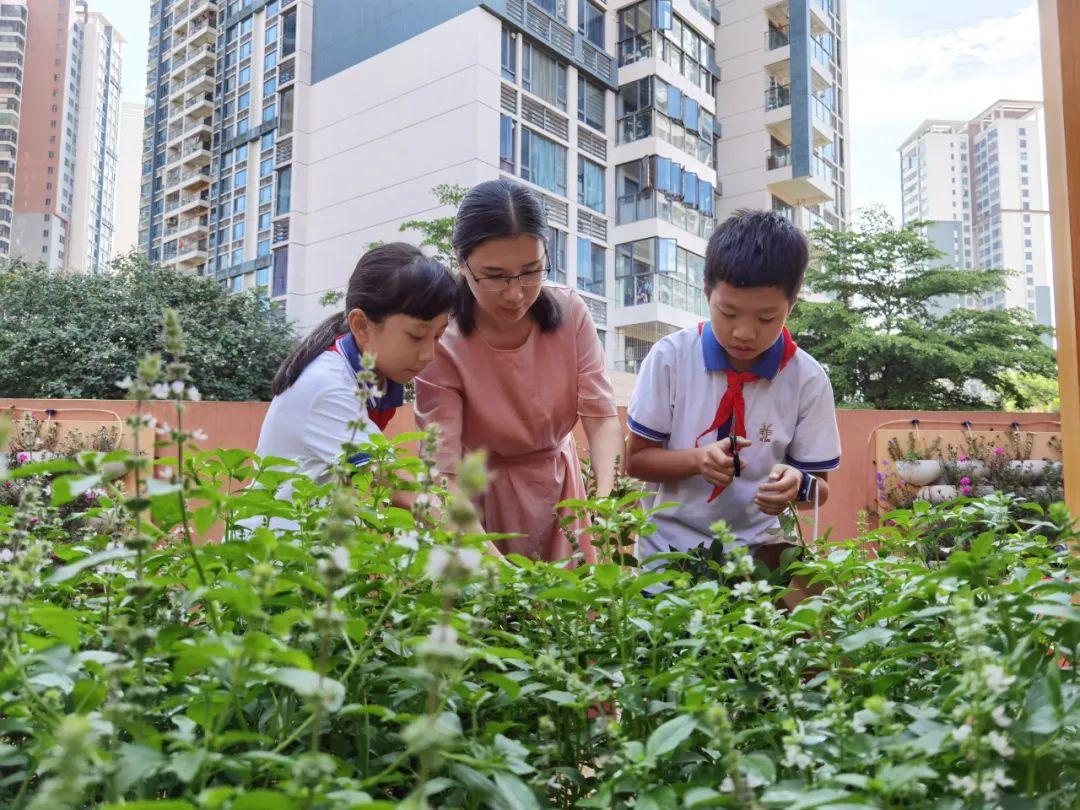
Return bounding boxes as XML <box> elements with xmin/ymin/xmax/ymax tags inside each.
<box><xmin>398</xmin><ymin>183</ymin><xmax>468</xmax><ymax>265</ymax></box>
<box><xmin>788</xmin><ymin>207</ymin><xmax>1057</xmax><ymax>410</ymax></box>
<box><xmin>0</xmin><ymin>253</ymin><xmax>296</xmax><ymax>401</ymax></box>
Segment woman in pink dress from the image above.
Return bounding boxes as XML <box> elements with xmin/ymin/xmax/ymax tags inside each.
<box><xmin>415</xmin><ymin>179</ymin><xmax>622</xmax><ymax>562</ymax></box>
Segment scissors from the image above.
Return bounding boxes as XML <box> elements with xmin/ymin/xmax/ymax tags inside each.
<box><xmin>728</xmin><ymin>426</ymin><xmax>742</xmax><ymax>478</ymax></box>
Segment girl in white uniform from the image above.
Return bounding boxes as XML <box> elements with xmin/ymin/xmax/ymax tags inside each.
<box><xmin>254</xmin><ymin>243</ymin><xmax>456</xmax><ymax>507</ymax></box>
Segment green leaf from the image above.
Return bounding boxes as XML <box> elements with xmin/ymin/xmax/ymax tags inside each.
<box><xmin>115</xmin><ymin>744</ymin><xmax>166</xmax><ymax>793</ymax></box>
<box><xmin>47</xmin><ymin>548</ymin><xmax>134</xmax><ymax>584</ymax></box>
<box><xmin>539</xmin><ymin>690</ymin><xmax>580</xmax><ymax>707</ymax></box>
<box><xmin>166</xmin><ymin>749</ymin><xmax>207</xmax><ymax>784</ymax></box>
<box><xmin>481</xmin><ymin>672</ymin><xmax>522</xmax><ymax>700</ymax></box>
<box><xmin>269</xmin><ymin>667</ymin><xmax>345</xmax><ymax>713</ymax></box>
<box><xmin>50</xmin><ymin>473</ymin><xmax>103</xmax><ymax>506</ymax></box>
<box><xmin>231</xmin><ymin>791</ymin><xmax>295</xmax><ymax>810</ymax></box>
<box><xmin>492</xmin><ymin>772</ymin><xmax>540</xmax><ymax>810</ymax></box>
<box><xmin>839</xmin><ymin>626</ymin><xmax>896</xmax><ymax>652</ymax></box>
<box><xmin>646</xmin><ymin>713</ymin><xmax>697</xmax><ymax>758</ymax></box>
<box><xmin>102</xmin><ymin>803</ymin><xmax>195</xmax><ymax>810</ymax></box>
<box><xmin>28</xmin><ymin>606</ymin><xmax>81</xmax><ymax>648</ymax></box>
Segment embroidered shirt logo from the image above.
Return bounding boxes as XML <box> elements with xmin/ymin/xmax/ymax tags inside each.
<box><xmin>758</xmin><ymin>423</ymin><xmax>774</xmax><ymax>444</ymax></box>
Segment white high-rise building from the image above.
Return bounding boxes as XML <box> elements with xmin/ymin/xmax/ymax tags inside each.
<box><xmin>138</xmin><ymin>0</ymin><xmax>853</xmax><ymax>379</ymax></box>
<box><xmin>899</xmin><ymin>100</ymin><xmax>1053</xmax><ymax>328</ymax></box>
<box><xmin>113</xmin><ymin>101</ymin><xmax>145</xmax><ymax>259</ymax></box>
<box><xmin>716</xmin><ymin>0</ymin><xmax>850</xmax><ymax>231</ymax></box>
<box><xmin>0</xmin><ymin>1</ymin><xmax>26</xmax><ymax>258</ymax></box>
<box><xmin>69</xmin><ymin>11</ymin><xmax>125</xmax><ymax>273</ymax></box>
<box><xmin>141</xmin><ymin>0</ymin><xmax>304</xmax><ymax>295</ymax></box>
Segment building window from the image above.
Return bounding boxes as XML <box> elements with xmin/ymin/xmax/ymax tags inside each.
<box><xmin>578</xmin><ymin>75</ymin><xmax>605</xmax><ymax>132</ymax></box>
<box><xmin>272</xmin><ymin>246</ymin><xmax>288</xmax><ymax>296</ymax></box>
<box><xmin>522</xmin><ymin>42</ymin><xmax>567</xmax><ymax>111</ymax></box>
<box><xmin>499</xmin><ymin>114</ymin><xmax>516</xmax><ymax>173</ymax></box>
<box><xmin>520</xmin><ymin>127</ymin><xmax>567</xmax><ymax>196</ymax></box>
<box><xmin>276</xmin><ymin>165</ymin><xmax>292</xmax><ymax>215</ymax></box>
<box><xmin>578</xmin><ymin>156</ymin><xmax>605</xmax><ymax>213</ymax></box>
<box><xmin>279</xmin><ymin>86</ymin><xmax>294</xmax><ymax>133</ymax></box>
<box><xmin>501</xmin><ymin>27</ymin><xmax>516</xmax><ymax>81</ymax></box>
<box><xmin>282</xmin><ymin>8</ymin><xmax>297</xmax><ymax>56</ymax></box>
<box><xmin>578</xmin><ymin>0</ymin><xmax>604</xmax><ymax>48</ymax></box>
<box><xmin>576</xmin><ymin>237</ymin><xmax>605</xmax><ymax>295</ymax></box>
<box><xmin>544</xmin><ymin>226</ymin><xmax>568</xmax><ymax>284</ymax></box>
<box><xmin>533</xmin><ymin>0</ymin><xmax>568</xmax><ymax>21</ymax></box>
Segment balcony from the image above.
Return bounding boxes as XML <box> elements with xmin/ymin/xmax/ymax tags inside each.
<box><xmin>178</xmin><ymin>166</ymin><xmax>211</xmax><ymax>191</ymax></box>
<box><xmin>620</xmin><ymin>273</ymin><xmax>708</xmax><ymax>318</ymax></box>
<box><xmin>764</xmin><ymin>30</ymin><xmax>830</xmax><ymax>92</ymax></box>
<box><xmin>171</xmin><ymin>44</ymin><xmax>214</xmax><ymax>78</ymax></box>
<box><xmin>765</xmin><ymin>147</ymin><xmax>833</xmax><ymax>205</ymax></box>
<box><xmin>173</xmin><ymin>189</ymin><xmax>210</xmax><ymax>215</ymax></box>
<box><xmin>174</xmin><ymin>236</ymin><xmax>209</xmax><ymax>268</ymax></box>
<box><xmin>173</xmin><ymin>15</ymin><xmax>217</xmax><ymax>54</ymax></box>
<box><xmin>767</xmin><ymin>0</ymin><xmax>831</xmax><ymax>36</ymax></box>
<box><xmin>173</xmin><ymin>0</ymin><xmax>215</xmax><ymax>31</ymax></box>
<box><xmin>170</xmin><ymin>67</ymin><xmax>213</xmax><ymax>101</ymax></box>
<box><xmin>764</xmin><ymin>85</ymin><xmax>834</xmax><ymax>147</ymax></box>
<box><xmin>616</xmin><ymin>190</ymin><xmax>715</xmax><ymax>240</ymax></box>
<box><xmin>494</xmin><ymin>0</ymin><xmax>618</xmax><ymax>89</ymax></box>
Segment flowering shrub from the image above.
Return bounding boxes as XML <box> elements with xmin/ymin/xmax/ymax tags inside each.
<box><xmin>1</xmin><ymin>314</ymin><xmax>1079</xmax><ymax>809</ymax></box>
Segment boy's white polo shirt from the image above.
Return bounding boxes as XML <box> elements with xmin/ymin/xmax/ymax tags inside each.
<box><xmin>627</xmin><ymin>322</ymin><xmax>841</xmax><ymax>559</ymax></box>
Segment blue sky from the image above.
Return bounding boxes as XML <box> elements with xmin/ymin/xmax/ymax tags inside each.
<box><xmin>96</xmin><ymin>0</ymin><xmax>1044</xmax><ymax>221</ymax></box>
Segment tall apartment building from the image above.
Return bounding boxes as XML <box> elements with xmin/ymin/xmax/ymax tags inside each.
<box><xmin>5</xmin><ymin>1</ymin><xmax>123</xmax><ymax>272</ymax></box>
<box><xmin>69</xmin><ymin>11</ymin><xmax>124</xmax><ymax>273</ymax></box>
<box><xmin>716</xmin><ymin>0</ymin><xmax>849</xmax><ymax>232</ymax></box>
<box><xmin>11</xmin><ymin>0</ymin><xmax>86</xmax><ymax>270</ymax></box>
<box><xmin>140</xmin><ymin>0</ymin><xmax>302</xmax><ymax>290</ymax></box>
<box><xmin>272</xmin><ymin>0</ymin><xmax>721</xmax><ymax>377</ymax></box>
<box><xmin>0</xmin><ymin>1</ymin><xmax>26</xmax><ymax>258</ymax></box>
<box><xmin>138</xmin><ymin>0</ymin><xmax>850</xmax><ymax>376</ymax></box>
<box><xmin>113</xmin><ymin>100</ymin><xmax>145</xmax><ymax>257</ymax></box>
<box><xmin>899</xmin><ymin>100</ymin><xmax>1053</xmax><ymax>328</ymax></box>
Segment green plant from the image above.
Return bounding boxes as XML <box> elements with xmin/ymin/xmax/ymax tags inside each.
<box><xmin>789</xmin><ymin>206</ymin><xmax>1057</xmax><ymax>410</ymax></box>
<box><xmin>2</xmin><ymin>316</ymin><xmax>1079</xmax><ymax>809</ymax></box>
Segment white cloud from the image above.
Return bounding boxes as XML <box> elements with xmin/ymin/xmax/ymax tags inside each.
<box><xmin>848</xmin><ymin>3</ymin><xmax>1043</xmax><ymax>213</ymax></box>
<box><xmin>849</xmin><ymin>4</ymin><xmax>1042</xmax><ymax>127</ymax></box>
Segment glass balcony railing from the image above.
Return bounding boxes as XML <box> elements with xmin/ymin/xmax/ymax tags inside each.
<box><xmin>619</xmin><ymin>272</ymin><xmax>708</xmax><ymax>318</ymax></box>
<box><xmin>766</xmin><ymin>147</ymin><xmax>792</xmax><ymax>170</ymax></box>
<box><xmin>766</xmin><ymin>26</ymin><xmax>789</xmax><ymax>50</ymax></box>
<box><xmin>617</xmin><ymin>190</ymin><xmax>715</xmax><ymax>240</ymax></box>
<box><xmin>765</xmin><ymin>84</ymin><xmax>791</xmax><ymax>111</ymax></box>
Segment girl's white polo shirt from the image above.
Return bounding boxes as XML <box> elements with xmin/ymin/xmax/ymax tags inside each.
<box><xmin>627</xmin><ymin>322</ymin><xmax>841</xmax><ymax>560</ymax></box>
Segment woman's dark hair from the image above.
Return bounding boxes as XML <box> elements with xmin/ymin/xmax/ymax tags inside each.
<box><xmin>452</xmin><ymin>179</ymin><xmax>563</xmax><ymax>335</ymax></box>
<box><xmin>272</xmin><ymin>242</ymin><xmax>456</xmax><ymax>395</ymax></box>
<box><xmin>704</xmin><ymin>209</ymin><xmax>810</xmax><ymax>301</ymax></box>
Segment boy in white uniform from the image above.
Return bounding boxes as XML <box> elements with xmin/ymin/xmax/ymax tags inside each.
<box><xmin>626</xmin><ymin>209</ymin><xmax>841</xmax><ymax>581</ymax></box>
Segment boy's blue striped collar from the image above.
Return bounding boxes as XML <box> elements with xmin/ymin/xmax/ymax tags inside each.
<box><xmin>700</xmin><ymin>321</ymin><xmax>785</xmax><ymax>380</ymax></box>
<box><xmin>333</xmin><ymin>333</ymin><xmax>404</xmax><ymax>410</ymax></box>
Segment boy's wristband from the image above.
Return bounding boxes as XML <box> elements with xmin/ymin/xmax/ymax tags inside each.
<box><xmin>795</xmin><ymin>470</ymin><xmax>817</xmax><ymax>502</ymax></box>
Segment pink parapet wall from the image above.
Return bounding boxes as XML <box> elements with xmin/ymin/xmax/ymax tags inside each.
<box><xmin>1</xmin><ymin>399</ymin><xmax>1061</xmax><ymax>542</ymax></box>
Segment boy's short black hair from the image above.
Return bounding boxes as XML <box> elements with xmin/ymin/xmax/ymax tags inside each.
<box><xmin>704</xmin><ymin>209</ymin><xmax>810</xmax><ymax>301</ymax></box>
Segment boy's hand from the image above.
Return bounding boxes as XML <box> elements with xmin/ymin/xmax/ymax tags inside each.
<box><xmin>755</xmin><ymin>464</ymin><xmax>802</xmax><ymax>515</ymax></box>
<box><xmin>698</xmin><ymin>436</ymin><xmax>752</xmax><ymax>488</ymax></box>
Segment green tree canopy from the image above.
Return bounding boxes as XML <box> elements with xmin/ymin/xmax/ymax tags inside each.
<box><xmin>0</xmin><ymin>253</ymin><xmax>296</xmax><ymax>401</ymax></box>
<box><xmin>789</xmin><ymin>207</ymin><xmax>1057</xmax><ymax>410</ymax></box>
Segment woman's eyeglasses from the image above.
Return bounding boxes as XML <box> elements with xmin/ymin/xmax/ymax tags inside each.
<box><xmin>464</xmin><ymin>258</ymin><xmax>549</xmax><ymax>293</ymax></box>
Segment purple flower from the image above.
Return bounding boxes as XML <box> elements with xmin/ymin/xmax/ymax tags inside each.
<box><xmin>960</xmin><ymin>477</ymin><xmax>971</xmax><ymax>486</ymax></box>
<box><xmin>959</xmin><ymin>455</ymin><xmax>969</xmax><ymax>463</ymax></box>
<box><xmin>994</xmin><ymin>447</ymin><xmax>1005</xmax><ymax>456</ymax></box>
<box><xmin>961</xmin><ymin>486</ymin><xmax>973</xmax><ymax>496</ymax></box>
<box><xmin>16</xmin><ymin>453</ymin><xmax>28</xmax><ymax>463</ymax></box>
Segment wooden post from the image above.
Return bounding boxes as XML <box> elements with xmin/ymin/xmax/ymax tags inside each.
<box><xmin>1040</xmin><ymin>0</ymin><xmax>1080</xmax><ymax>515</ymax></box>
